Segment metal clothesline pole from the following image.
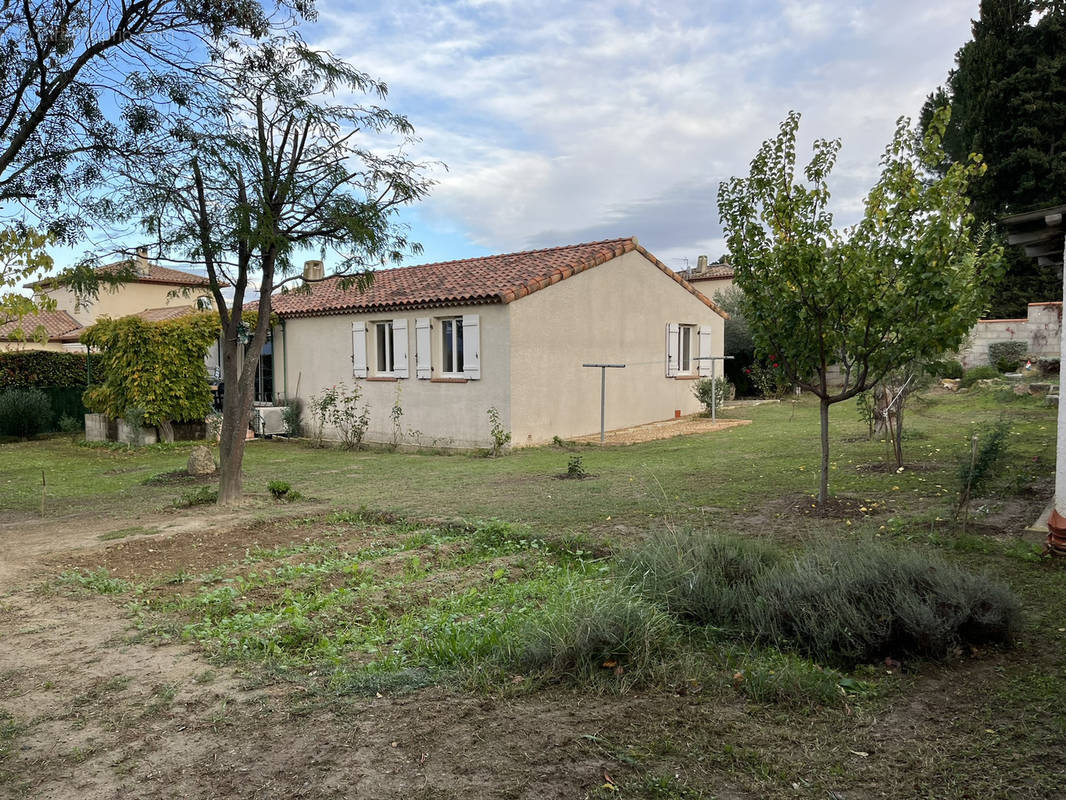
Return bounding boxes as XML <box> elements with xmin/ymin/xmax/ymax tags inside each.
<box><xmin>582</xmin><ymin>363</ymin><xmax>626</xmax><ymax>442</ymax></box>
<box><xmin>693</xmin><ymin>356</ymin><xmax>734</xmax><ymax>423</ymax></box>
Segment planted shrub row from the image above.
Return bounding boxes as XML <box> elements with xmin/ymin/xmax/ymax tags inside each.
<box><xmin>620</xmin><ymin>531</ymin><xmax>1020</xmax><ymax>666</ymax></box>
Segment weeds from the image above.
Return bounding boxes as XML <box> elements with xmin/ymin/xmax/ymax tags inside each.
<box><xmin>175</xmin><ymin>485</ymin><xmax>219</xmax><ymax>507</ymax></box>
<box><xmin>486</xmin><ymin>406</ymin><xmax>511</xmax><ymax>456</ymax></box>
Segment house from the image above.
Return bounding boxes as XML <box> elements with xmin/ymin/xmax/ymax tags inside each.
<box><xmin>1</xmin><ymin>248</ymin><xmax>214</xmax><ymax>352</ymax></box>
<box><xmin>265</xmin><ymin>237</ymin><xmax>726</xmax><ymax>448</ymax></box>
<box><xmin>680</xmin><ymin>255</ymin><xmax>734</xmax><ymax>299</ymax></box>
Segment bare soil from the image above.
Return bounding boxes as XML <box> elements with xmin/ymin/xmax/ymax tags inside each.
<box><xmin>1</xmin><ymin>500</ymin><xmax>1062</xmax><ymax>799</ymax></box>
<box><xmin>572</xmin><ymin>416</ymin><xmax>751</xmax><ymax>445</ymax></box>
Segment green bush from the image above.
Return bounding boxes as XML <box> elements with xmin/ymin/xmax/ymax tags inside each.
<box><xmin>925</xmin><ymin>359</ymin><xmax>964</xmax><ymax>379</ymax></box>
<box><xmin>961</xmin><ymin>365</ymin><xmax>1001</xmax><ymax>388</ymax></box>
<box><xmin>280</xmin><ymin>397</ymin><xmax>303</xmax><ymax>437</ymax></box>
<box><xmin>175</xmin><ymin>486</ymin><xmax>219</xmax><ymax>507</ymax></box>
<box><xmin>692</xmin><ymin>377</ymin><xmax>732</xmax><ymax>414</ymax></box>
<box><xmin>0</xmin><ymin>388</ymin><xmax>53</xmax><ymax>438</ymax></box>
<box><xmin>503</xmin><ymin>584</ymin><xmax>677</xmax><ymax>688</ymax></box>
<box><xmin>987</xmin><ymin>341</ymin><xmax>1027</xmax><ymax>373</ymax></box>
<box><xmin>620</xmin><ymin>531</ymin><xmax>777</xmax><ymax>625</ymax></box>
<box><xmin>623</xmin><ymin>531</ymin><xmax>1020</xmax><ymax>666</ymax></box>
<box><xmin>0</xmin><ymin>350</ymin><xmax>101</xmax><ymax>388</ymax></box>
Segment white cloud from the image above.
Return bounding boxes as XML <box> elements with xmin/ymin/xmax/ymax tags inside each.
<box><xmin>311</xmin><ymin>0</ymin><xmax>978</xmax><ymax>265</ymax></box>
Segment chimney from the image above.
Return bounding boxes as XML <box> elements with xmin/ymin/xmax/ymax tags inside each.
<box><xmin>133</xmin><ymin>246</ymin><xmax>152</xmax><ymax>277</ymax></box>
<box><xmin>303</xmin><ymin>260</ymin><xmax>325</xmax><ymax>282</ymax></box>
<box><xmin>696</xmin><ymin>255</ymin><xmax>709</xmax><ymax>274</ymax></box>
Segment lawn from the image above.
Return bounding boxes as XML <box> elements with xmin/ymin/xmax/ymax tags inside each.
<box><xmin>0</xmin><ymin>387</ymin><xmax>1063</xmax><ymax>799</ymax></box>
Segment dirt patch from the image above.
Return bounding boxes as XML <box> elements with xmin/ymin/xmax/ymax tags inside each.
<box><xmin>572</xmin><ymin>415</ymin><xmax>751</xmax><ymax>445</ymax></box>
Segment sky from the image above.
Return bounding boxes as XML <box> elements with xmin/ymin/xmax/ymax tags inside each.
<box><xmin>301</xmin><ymin>0</ymin><xmax>980</xmax><ymax>272</ymax></box>
<box><xmin>28</xmin><ymin>0</ymin><xmax>982</xmax><ymax>282</ymax></box>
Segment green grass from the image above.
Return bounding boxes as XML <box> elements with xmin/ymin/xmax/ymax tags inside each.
<box><xmin>7</xmin><ymin>390</ymin><xmax>1065</xmax><ymax>798</ymax></box>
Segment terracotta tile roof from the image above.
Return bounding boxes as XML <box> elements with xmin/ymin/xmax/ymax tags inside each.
<box><xmin>270</xmin><ymin>237</ymin><xmax>725</xmax><ymax>318</ymax></box>
<box><xmin>52</xmin><ymin>305</ymin><xmax>202</xmax><ymax>341</ymax></box>
<box><xmin>27</xmin><ymin>259</ymin><xmax>212</xmax><ymax>289</ymax></box>
<box><xmin>0</xmin><ymin>310</ymin><xmax>82</xmax><ymax>341</ymax></box>
<box><xmin>685</xmin><ymin>264</ymin><xmax>734</xmax><ymax>281</ymax></box>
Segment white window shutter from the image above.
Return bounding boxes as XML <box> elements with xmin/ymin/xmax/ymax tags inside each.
<box><xmin>352</xmin><ymin>320</ymin><xmax>368</xmax><ymax>378</ymax></box>
<box><xmin>415</xmin><ymin>317</ymin><xmax>431</xmax><ymax>379</ymax></box>
<box><xmin>463</xmin><ymin>313</ymin><xmax>481</xmax><ymax>379</ymax></box>
<box><xmin>392</xmin><ymin>318</ymin><xmax>409</xmax><ymax>378</ymax></box>
<box><xmin>666</xmin><ymin>323</ymin><xmax>679</xmax><ymax>377</ymax></box>
<box><xmin>698</xmin><ymin>328</ymin><xmax>713</xmax><ymax>376</ymax></box>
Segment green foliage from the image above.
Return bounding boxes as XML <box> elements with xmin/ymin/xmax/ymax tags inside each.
<box><xmin>745</xmin><ymin>361</ymin><xmax>792</xmax><ymax>398</ymax></box>
<box><xmin>267</xmin><ymin>480</ymin><xmax>302</xmax><ymax>501</ymax></box>
<box><xmin>0</xmin><ymin>228</ymin><xmax>54</xmax><ymax>325</ymax></box>
<box><xmin>308</xmin><ymin>383</ymin><xmax>370</xmax><ymax>449</ymax></box>
<box><xmin>987</xmin><ymin>341</ymin><xmax>1027</xmax><ymax>372</ymax></box>
<box><xmin>718</xmin><ymin>108</ymin><xmax>1003</xmax><ymax>503</ymax></box>
<box><xmin>956</xmin><ymin>418</ymin><xmax>1012</xmax><ymax>515</ymax></box>
<box><xmin>921</xmin><ymin>1</ymin><xmax>1066</xmax><ymax>316</ymax></box>
<box><xmin>623</xmin><ymin>531</ymin><xmax>1020</xmax><ymax>666</ymax></box>
<box><xmin>57</xmin><ymin>414</ymin><xmax>82</xmax><ymax>435</ymax></box>
<box><xmin>486</xmin><ymin>406</ymin><xmax>511</xmax><ymax>456</ymax></box>
<box><xmin>280</xmin><ymin>397</ymin><xmax>303</xmax><ymax>437</ymax></box>
<box><xmin>0</xmin><ymin>387</ymin><xmax>52</xmax><ymax>438</ymax></box>
<box><xmin>175</xmin><ymin>486</ymin><xmax>219</xmax><ymax>508</ymax></box>
<box><xmin>925</xmin><ymin>358</ymin><xmax>965</xmax><ymax>379</ymax></box>
<box><xmin>692</xmin><ymin>377</ymin><xmax>731</xmax><ymax>414</ymax></box>
<box><xmin>81</xmin><ymin>313</ymin><xmax>220</xmax><ymax>426</ymax></box>
<box><xmin>714</xmin><ymin>286</ymin><xmax>757</xmax><ymax>395</ymax></box>
<box><xmin>502</xmin><ymin>583</ymin><xmax>678</xmax><ymax>690</ymax></box>
<box><xmin>566</xmin><ymin>455</ymin><xmax>587</xmax><ymax>479</ymax></box>
<box><xmin>0</xmin><ymin>350</ymin><xmax>101</xmax><ymax>388</ymax></box>
<box><xmin>961</xmin><ymin>365</ymin><xmax>1002</xmax><ymax>388</ymax></box>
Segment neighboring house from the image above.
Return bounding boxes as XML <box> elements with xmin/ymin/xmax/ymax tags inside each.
<box><xmin>1</xmin><ymin>248</ymin><xmax>213</xmax><ymax>352</ymax></box>
<box><xmin>680</xmin><ymin>255</ymin><xmax>734</xmax><ymax>298</ymax></box>
<box><xmin>265</xmin><ymin>237</ymin><xmax>726</xmax><ymax>448</ymax></box>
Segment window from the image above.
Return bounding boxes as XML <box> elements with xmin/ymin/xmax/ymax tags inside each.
<box><xmin>375</xmin><ymin>321</ymin><xmax>394</xmax><ymax>374</ymax></box>
<box><xmin>441</xmin><ymin>317</ymin><xmax>464</xmax><ymax>374</ymax></box>
<box><xmin>678</xmin><ymin>325</ymin><xmax>694</xmax><ymax>373</ymax></box>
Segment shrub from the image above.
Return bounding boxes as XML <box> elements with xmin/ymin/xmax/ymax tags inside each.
<box><xmin>309</xmin><ymin>384</ymin><xmax>370</xmax><ymax>449</ymax></box>
<box><xmin>1036</xmin><ymin>357</ymin><xmax>1060</xmax><ymax>375</ymax></box>
<box><xmin>0</xmin><ymin>388</ymin><xmax>53</xmax><ymax>438</ymax></box>
<box><xmin>960</xmin><ymin>365</ymin><xmax>1000</xmax><ymax>388</ymax></box>
<box><xmin>623</xmin><ymin>531</ymin><xmax>1020</xmax><ymax>666</ymax></box>
<box><xmin>0</xmin><ymin>350</ymin><xmax>102</xmax><ymax>388</ymax></box>
<box><xmin>692</xmin><ymin>377</ymin><xmax>732</xmax><ymax>414</ymax></box>
<box><xmin>486</xmin><ymin>406</ymin><xmax>510</xmax><ymax>456</ymax></box>
<box><xmin>267</xmin><ymin>480</ymin><xmax>303</xmax><ymax>501</ymax></box>
<box><xmin>620</xmin><ymin>531</ymin><xmax>777</xmax><ymax>625</ymax></box>
<box><xmin>57</xmin><ymin>414</ymin><xmax>82</xmax><ymax>440</ymax></box>
<box><xmin>280</xmin><ymin>397</ymin><xmax>304</xmax><ymax>437</ymax></box>
<box><xmin>745</xmin><ymin>361</ymin><xmax>791</xmax><ymax>398</ymax></box>
<box><xmin>924</xmin><ymin>359</ymin><xmax>964</xmax><ymax>379</ymax></box>
<box><xmin>986</xmin><ymin>341</ymin><xmax>1027</xmax><ymax>373</ymax></box>
<box><xmin>565</xmin><ymin>455</ymin><xmax>587</xmax><ymax>478</ymax></box>
<box><xmin>503</xmin><ymin>584</ymin><xmax>677</xmax><ymax>689</ymax></box>
<box><xmin>956</xmin><ymin>419</ymin><xmax>1011</xmax><ymax>516</ymax></box>
<box><xmin>175</xmin><ymin>486</ymin><xmax>219</xmax><ymax>507</ymax></box>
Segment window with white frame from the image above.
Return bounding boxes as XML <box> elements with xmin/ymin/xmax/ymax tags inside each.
<box><xmin>678</xmin><ymin>324</ymin><xmax>694</xmax><ymax>373</ymax></box>
<box><xmin>666</xmin><ymin>322</ymin><xmax>708</xmax><ymax>377</ymax></box>
<box><xmin>375</xmin><ymin>321</ymin><xmax>395</xmax><ymax>374</ymax></box>
<box><xmin>440</xmin><ymin>317</ymin><xmax>464</xmax><ymax>375</ymax></box>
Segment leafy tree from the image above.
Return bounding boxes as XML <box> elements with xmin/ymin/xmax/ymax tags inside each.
<box><xmin>81</xmin><ymin>313</ymin><xmax>221</xmax><ymax>440</ymax></box>
<box><xmin>921</xmin><ymin>0</ymin><xmax>1066</xmax><ymax>316</ymax></box>
<box><xmin>718</xmin><ymin>110</ymin><xmax>1002</xmax><ymax>506</ymax></box>
<box><xmin>114</xmin><ymin>38</ymin><xmax>431</xmax><ymax>504</ymax></box>
<box><xmin>0</xmin><ymin>0</ymin><xmax>310</xmax><ymax>319</ymax></box>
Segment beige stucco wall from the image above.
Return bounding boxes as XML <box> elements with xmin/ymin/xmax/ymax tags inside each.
<box><xmin>508</xmin><ymin>250</ymin><xmax>725</xmax><ymax>445</ymax></box>
<box><xmin>279</xmin><ymin>304</ymin><xmax>511</xmax><ymax>449</ymax></box>
<box><xmin>41</xmin><ymin>282</ymin><xmax>207</xmax><ymax>326</ymax></box>
<box><xmin>0</xmin><ymin>340</ymin><xmax>67</xmax><ymax>353</ymax></box>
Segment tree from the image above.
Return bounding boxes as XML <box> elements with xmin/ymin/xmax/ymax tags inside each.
<box><xmin>115</xmin><ymin>37</ymin><xmax>431</xmax><ymax>504</ymax></box>
<box><xmin>921</xmin><ymin>0</ymin><xmax>1066</xmax><ymax>316</ymax></box>
<box><xmin>718</xmin><ymin>109</ymin><xmax>1002</xmax><ymax>506</ymax></box>
<box><xmin>0</xmin><ymin>0</ymin><xmax>310</xmax><ymax>318</ymax></box>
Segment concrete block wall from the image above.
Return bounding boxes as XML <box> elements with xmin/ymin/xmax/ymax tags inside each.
<box><xmin>959</xmin><ymin>302</ymin><xmax>1062</xmax><ymax>367</ymax></box>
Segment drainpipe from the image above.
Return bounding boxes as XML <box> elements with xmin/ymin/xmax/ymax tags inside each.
<box><xmin>280</xmin><ymin>318</ymin><xmax>288</xmax><ymax>402</ymax></box>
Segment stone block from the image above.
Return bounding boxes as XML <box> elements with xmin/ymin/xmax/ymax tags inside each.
<box><xmin>84</xmin><ymin>413</ymin><xmax>108</xmax><ymax>442</ymax></box>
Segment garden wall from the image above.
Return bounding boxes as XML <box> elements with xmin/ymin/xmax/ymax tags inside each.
<box><xmin>959</xmin><ymin>301</ymin><xmax>1062</xmax><ymax>368</ymax></box>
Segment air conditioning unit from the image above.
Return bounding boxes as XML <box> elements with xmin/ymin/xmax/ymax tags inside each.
<box><xmin>254</xmin><ymin>406</ymin><xmax>288</xmax><ymax>436</ymax></box>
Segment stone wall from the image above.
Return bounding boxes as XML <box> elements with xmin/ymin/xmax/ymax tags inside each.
<box><xmin>959</xmin><ymin>302</ymin><xmax>1062</xmax><ymax>367</ymax></box>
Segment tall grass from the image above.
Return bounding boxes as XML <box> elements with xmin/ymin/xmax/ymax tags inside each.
<box><xmin>622</xmin><ymin>530</ymin><xmax>1020</xmax><ymax>666</ymax></box>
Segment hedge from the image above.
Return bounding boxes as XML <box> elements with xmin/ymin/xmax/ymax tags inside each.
<box><xmin>0</xmin><ymin>350</ymin><xmax>102</xmax><ymax>389</ymax></box>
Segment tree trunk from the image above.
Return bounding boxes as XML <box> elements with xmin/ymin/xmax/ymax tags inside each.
<box><xmin>892</xmin><ymin>401</ymin><xmax>904</xmax><ymax>469</ymax></box>
<box><xmin>818</xmin><ymin>396</ymin><xmax>830</xmax><ymax>506</ymax></box>
<box><xmin>217</xmin><ymin>326</ymin><xmax>254</xmax><ymax>506</ymax></box>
